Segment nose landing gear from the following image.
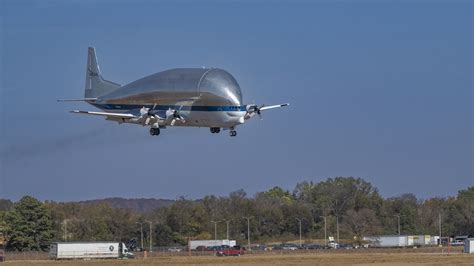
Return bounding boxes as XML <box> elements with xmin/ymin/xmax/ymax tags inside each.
<box><xmin>229</xmin><ymin>130</ymin><xmax>237</xmax><ymax>137</ymax></box>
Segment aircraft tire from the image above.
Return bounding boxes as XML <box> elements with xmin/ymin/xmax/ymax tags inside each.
<box><xmin>150</xmin><ymin>128</ymin><xmax>160</xmax><ymax>136</ymax></box>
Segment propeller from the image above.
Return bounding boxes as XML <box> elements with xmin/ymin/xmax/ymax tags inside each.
<box><xmin>166</xmin><ymin>106</ymin><xmax>186</xmax><ymax>126</ymax></box>
<box><xmin>140</xmin><ymin>104</ymin><xmax>158</xmax><ymax>125</ymax></box>
<box><xmin>246</xmin><ymin>104</ymin><xmax>265</xmax><ymax>120</ymax></box>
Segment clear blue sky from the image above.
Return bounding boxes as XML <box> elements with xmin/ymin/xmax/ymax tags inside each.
<box><xmin>0</xmin><ymin>0</ymin><xmax>472</xmax><ymax>201</ymax></box>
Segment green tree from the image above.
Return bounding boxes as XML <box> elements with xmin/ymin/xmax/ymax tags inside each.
<box><xmin>343</xmin><ymin>208</ymin><xmax>381</xmax><ymax>244</ymax></box>
<box><xmin>5</xmin><ymin>196</ymin><xmax>53</xmax><ymax>251</ymax></box>
<box><xmin>452</xmin><ymin>187</ymin><xmax>474</xmax><ymax>235</ymax></box>
<box><xmin>154</xmin><ymin>223</ymin><xmax>183</xmax><ymax>246</ymax></box>
<box><xmin>0</xmin><ymin>200</ymin><xmax>13</xmax><ymax>212</ymax></box>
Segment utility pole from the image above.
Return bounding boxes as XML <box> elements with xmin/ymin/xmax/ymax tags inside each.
<box><xmin>225</xmin><ymin>220</ymin><xmax>230</xmax><ymax>240</ymax></box>
<box><xmin>320</xmin><ymin>216</ymin><xmax>327</xmax><ymax>245</ymax></box>
<box><xmin>136</xmin><ymin>222</ymin><xmax>144</xmax><ymax>250</ymax></box>
<box><xmin>296</xmin><ymin>218</ymin><xmax>303</xmax><ymax>247</ymax></box>
<box><xmin>243</xmin><ymin>217</ymin><xmax>252</xmax><ymax>251</ymax></box>
<box><xmin>147</xmin><ymin>221</ymin><xmax>152</xmax><ymax>252</ymax></box>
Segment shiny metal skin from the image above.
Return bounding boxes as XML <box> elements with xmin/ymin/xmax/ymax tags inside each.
<box><xmin>94</xmin><ymin>68</ymin><xmax>246</xmax><ymax>128</ymax></box>
<box><xmin>100</xmin><ymin>68</ymin><xmax>243</xmax><ymax>107</ymax></box>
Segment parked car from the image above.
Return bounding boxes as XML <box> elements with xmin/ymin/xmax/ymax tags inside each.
<box><xmin>168</xmin><ymin>247</ymin><xmax>183</xmax><ymax>252</ymax></box>
<box><xmin>251</xmin><ymin>244</ymin><xmax>267</xmax><ymax>251</ymax></box>
<box><xmin>281</xmin><ymin>243</ymin><xmax>299</xmax><ymax>251</ymax></box>
<box><xmin>216</xmin><ymin>247</ymin><xmax>244</xmax><ymax>256</ymax></box>
<box><xmin>338</xmin><ymin>243</ymin><xmax>352</xmax><ymax>249</ymax></box>
<box><xmin>305</xmin><ymin>244</ymin><xmax>323</xmax><ymax>250</ymax></box>
<box><xmin>196</xmin><ymin>246</ymin><xmax>208</xmax><ymax>251</ymax></box>
<box><xmin>451</xmin><ymin>240</ymin><xmax>464</xmax><ymax>246</ymax></box>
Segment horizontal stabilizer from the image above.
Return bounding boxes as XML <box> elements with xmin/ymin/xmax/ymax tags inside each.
<box><xmin>57</xmin><ymin>98</ymin><xmax>98</xmax><ymax>102</ymax></box>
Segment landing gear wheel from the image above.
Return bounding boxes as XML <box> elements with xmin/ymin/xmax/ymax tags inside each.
<box><xmin>210</xmin><ymin>127</ymin><xmax>221</xmax><ymax>134</ymax></box>
<box><xmin>229</xmin><ymin>130</ymin><xmax>237</xmax><ymax>137</ymax></box>
<box><xmin>149</xmin><ymin>127</ymin><xmax>160</xmax><ymax>136</ymax></box>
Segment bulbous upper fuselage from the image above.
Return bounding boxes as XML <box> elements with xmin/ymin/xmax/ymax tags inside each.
<box><xmin>99</xmin><ymin>68</ymin><xmax>243</xmax><ymax>107</ymax></box>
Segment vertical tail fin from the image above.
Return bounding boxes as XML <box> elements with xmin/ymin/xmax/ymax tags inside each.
<box><xmin>84</xmin><ymin>47</ymin><xmax>120</xmax><ymax>98</ymax></box>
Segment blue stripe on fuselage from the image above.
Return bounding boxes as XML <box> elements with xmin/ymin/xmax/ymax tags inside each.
<box><xmin>92</xmin><ymin>103</ymin><xmax>247</xmax><ymax>112</ymax></box>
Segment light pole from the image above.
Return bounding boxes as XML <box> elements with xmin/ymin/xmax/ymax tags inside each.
<box><xmin>146</xmin><ymin>221</ymin><xmax>152</xmax><ymax>252</ymax></box>
<box><xmin>225</xmin><ymin>220</ymin><xmax>230</xmax><ymax>240</ymax></box>
<box><xmin>394</xmin><ymin>215</ymin><xmax>401</xmax><ymax>235</ymax></box>
<box><xmin>65</xmin><ymin>221</ymin><xmax>67</xmax><ymax>242</ymax></box>
<box><xmin>136</xmin><ymin>222</ymin><xmax>144</xmax><ymax>250</ymax></box>
<box><xmin>63</xmin><ymin>219</ymin><xmax>67</xmax><ymax>242</ymax></box>
<box><xmin>211</xmin><ymin>220</ymin><xmax>220</xmax><ymax>240</ymax></box>
<box><xmin>243</xmin><ymin>217</ymin><xmax>252</xmax><ymax>251</ymax></box>
<box><xmin>336</xmin><ymin>216</ymin><xmax>339</xmax><ymax>243</ymax></box>
<box><xmin>319</xmin><ymin>216</ymin><xmax>327</xmax><ymax>246</ymax></box>
<box><xmin>438</xmin><ymin>212</ymin><xmax>442</xmax><ymax>246</ymax></box>
<box><xmin>296</xmin><ymin>218</ymin><xmax>303</xmax><ymax>247</ymax></box>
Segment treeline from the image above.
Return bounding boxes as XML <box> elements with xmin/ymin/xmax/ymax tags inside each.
<box><xmin>0</xmin><ymin>177</ymin><xmax>472</xmax><ymax>251</ymax></box>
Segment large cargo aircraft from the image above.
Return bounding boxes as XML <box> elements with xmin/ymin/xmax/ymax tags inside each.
<box><xmin>60</xmin><ymin>47</ymin><xmax>289</xmax><ymax>137</ymax></box>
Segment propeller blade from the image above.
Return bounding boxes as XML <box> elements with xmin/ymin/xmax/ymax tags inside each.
<box><xmin>140</xmin><ymin>107</ymin><xmax>148</xmax><ymax>116</ymax></box>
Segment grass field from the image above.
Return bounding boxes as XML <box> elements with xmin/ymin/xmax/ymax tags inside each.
<box><xmin>3</xmin><ymin>248</ymin><xmax>473</xmax><ymax>266</ymax></box>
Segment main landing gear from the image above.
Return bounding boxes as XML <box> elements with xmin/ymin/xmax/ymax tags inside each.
<box><xmin>210</xmin><ymin>127</ymin><xmax>236</xmax><ymax>137</ymax></box>
<box><xmin>149</xmin><ymin>127</ymin><xmax>160</xmax><ymax>136</ymax></box>
<box><xmin>210</xmin><ymin>127</ymin><xmax>221</xmax><ymax>134</ymax></box>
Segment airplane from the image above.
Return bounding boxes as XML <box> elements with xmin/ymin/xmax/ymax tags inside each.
<box><xmin>60</xmin><ymin>47</ymin><xmax>289</xmax><ymax>137</ymax></box>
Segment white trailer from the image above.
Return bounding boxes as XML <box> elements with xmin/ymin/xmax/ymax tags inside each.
<box><xmin>430</xmin><ymin>236</ymin><xmax>440</xmax><ymax>245</ymax></box>
<box><xmin>412</xmin><ymin>235</ymin><xmax>431</xmax><ymax>246</ymax></box>
<box><xmin>364</xmin><ymin>236</ymin><xmax>408</xmax><ymax>247</ymax></box>
<box><xmin>363</xmin><ymin>235</ymin><xmax>413</xmax><ymax>248</ymax></box>
<box><xmin>364</xmin><ymin>235</ymin><xmax>433</xmax><ymax>248</ymax></box>
<box><xmin>464</xmin><ymin>238</ymin><xmax>474</xmax><ymax>254</ymax></box>
<box><xmin>190</xmin><ymin>240</ymin><xmax>236</xmax><ymax>250</ymax></box>
<box><xmin>49</xmin><ymin>242</ymin><xmax>134</xmax><ymax>260</ymax></box>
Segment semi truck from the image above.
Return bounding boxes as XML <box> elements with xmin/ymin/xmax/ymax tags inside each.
<box><xmin>49</xmin><ymin>242</ymin><xmax>134</xmax><ymax>260</ymax></box>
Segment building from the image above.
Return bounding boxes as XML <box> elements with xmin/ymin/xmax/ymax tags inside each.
<box><xmin>464</xmin><ymin>239</ymin><xmax>474</xmax><ymax>254</ymax></box>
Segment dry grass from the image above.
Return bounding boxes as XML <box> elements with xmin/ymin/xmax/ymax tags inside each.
<box><xmin>3</xmin><ymin>248</ymin><xmax>473</xmax><ymax>266</ymax></box>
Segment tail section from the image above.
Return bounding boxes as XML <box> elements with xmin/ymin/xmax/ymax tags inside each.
<box><xmin>84</xmin><ymin>47</ymin><xmax>120</xmax><ymax>98</ymax></box>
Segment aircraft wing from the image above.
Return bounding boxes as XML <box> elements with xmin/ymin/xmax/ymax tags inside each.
<box><xmin>70</xmin><ymin>110</ymin><xmax>136</xmax><ymax>119</ymax></box>
<box><xmin>259</xmin><ymin>103</ymin><xmax>290</xmax><ymax>111</ymax></box>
